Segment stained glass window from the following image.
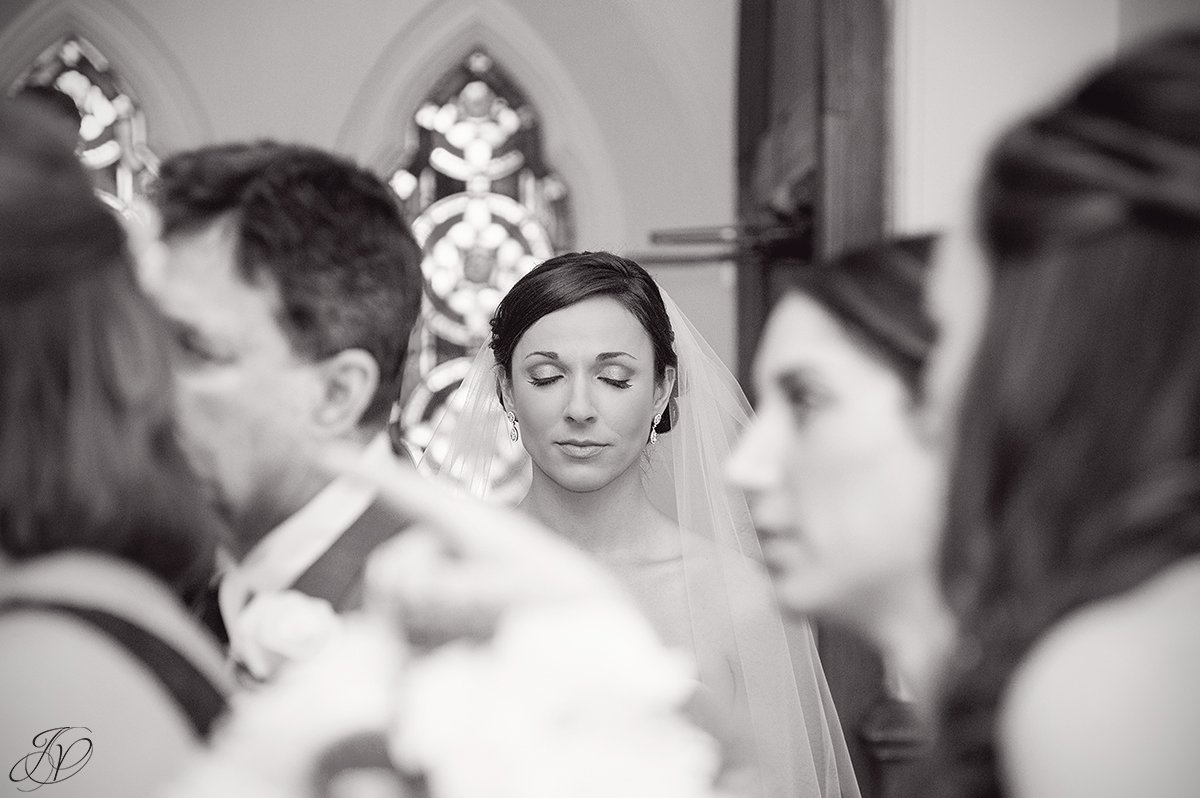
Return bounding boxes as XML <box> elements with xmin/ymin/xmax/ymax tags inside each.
<box><xmin>10</xmin><ymin>35</ymin><xmax>157</xmax><ymax>214</ymax></box>
<box><xmin>393</xmin><ymin>50</ymin><xmax>572</xmax><ymax>500</ymax></box>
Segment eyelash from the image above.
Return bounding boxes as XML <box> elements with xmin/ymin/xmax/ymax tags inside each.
<box><xmin>527</xmin><ymin>376</ymin><xmax>632</xmax><ymax>389</ymax></box>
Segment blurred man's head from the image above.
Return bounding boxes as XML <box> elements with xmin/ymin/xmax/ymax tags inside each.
<box><xmin>148</xmin><ymin>142</ymin><xmax>422</xmax><ymax>551</ymax></box>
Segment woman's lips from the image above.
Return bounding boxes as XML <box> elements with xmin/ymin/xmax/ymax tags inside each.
<box><xmin>556</xmin><ymin>441</ymin><xmax>609</xmax><ymax>459</ymax></box>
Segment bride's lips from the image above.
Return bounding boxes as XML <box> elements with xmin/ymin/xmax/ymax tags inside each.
<box><xmin>556</xmin><ymin>440</ymin><xmax>609</xmax><ymax>459</ymax></box>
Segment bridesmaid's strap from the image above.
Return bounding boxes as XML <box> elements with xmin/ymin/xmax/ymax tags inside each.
<box><xmin>0</xmin><ymin>598</ymin><xmax>227</xmax><ymax>737</ymax></box>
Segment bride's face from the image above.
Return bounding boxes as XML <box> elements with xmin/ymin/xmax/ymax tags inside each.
<box><xmin>727</xmin><ymin>292</ymin><xmax>944</xmax><ymax>634</ymax></box>
<box><xmin>501</xmin><ymin>296</ymin><xmax>674</xmax><ymax>494</ymax></box>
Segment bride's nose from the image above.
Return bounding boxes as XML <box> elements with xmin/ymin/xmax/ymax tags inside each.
<box><xmin>564</xmin><ymin>377</ymin><xmax>598</xmax><ymax>423</ymax></box>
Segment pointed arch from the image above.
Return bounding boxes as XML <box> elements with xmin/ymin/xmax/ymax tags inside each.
<box><xmin>336</xmin><ymin>0</ymin><xmax>624</xmax><ymax>248</ymax></box>
<box><xmin>0</xmin><ymin>0</ymin><xmax>211</xmax><ymax>152</ymax></box>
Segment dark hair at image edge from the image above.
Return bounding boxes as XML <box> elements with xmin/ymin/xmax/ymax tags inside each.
<box><xmin>0</xmin><ymin>98</ymin><xmax>222</xmax><ymax>601</ymax></box>
<box><xmin>935</xmin><ymin>30</ymin><xmax>1200</xmax><ymax>798</ymax></box>
<box><xmin>490</xmin><ymin>251</ymin><xmax>679</xmax><ymax>434</ymax></box>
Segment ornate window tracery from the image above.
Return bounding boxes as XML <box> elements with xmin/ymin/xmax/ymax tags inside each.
<box><xmin>11</xmin><ymin>34</ymin><xmax>157</xmax><ymax>215</ymax></box>
<box><xmin>393</xmin><ymin>50</ymin><xmax>572</xmax><ymax>500</ymax></box>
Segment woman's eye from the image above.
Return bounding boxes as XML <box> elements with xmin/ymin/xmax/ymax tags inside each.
<box><xmin>779</xmin><ymin>379</ymin><xmax>827</xmax><ymax>421</ymax></box>
<box><xmin>174</xmin><ymin>327</ymin><xmax>231</xmax><ymax>365</ymax></box>
<box><xmin>528</xmin><ymin>374</ymin><xmax>563</xmax><ymax>387</ymax></box>
<box><xmin>597</xmin><ymin>370</ymin><xmax>632</xmax><ymax>389</ymax></box>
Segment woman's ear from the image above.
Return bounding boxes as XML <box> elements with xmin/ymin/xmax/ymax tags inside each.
<box><xmin>498</xmin><ymin>371</ymin><xmax>516</xmax><ymax>415</ymax></box>
<box><xmin>654</xmin><ymin>365</ymin><xmax>677</xmax><ymax>419</ymax></box>
<box><xmin>312</xmin><ymin>348</ymin><xmax>379</xmax><ymax>436</ymax></box>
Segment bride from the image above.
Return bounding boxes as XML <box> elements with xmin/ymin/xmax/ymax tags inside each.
<box><xmin>427</xmin><ymin>251</ymin><xmax>859</xmax><ymax>798</ymax></box>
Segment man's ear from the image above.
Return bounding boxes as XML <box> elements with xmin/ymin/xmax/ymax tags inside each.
<box><xmin>312</xmin><ymin>348</ymin><xmax>379</xmax><ymax>436</ymax></box>
<box><xmin>654</xmin><ymin>365</ymin><xmax>677</xmax><ymax>420</ymax></box>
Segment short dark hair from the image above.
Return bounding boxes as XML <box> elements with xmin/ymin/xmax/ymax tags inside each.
<box><xmin>490</xmin><ymin>251</ymin><xmax>678</xmax><ymax>434</ymax></box>
<box><xmin>155</xmin><ymin>141</ymin><xmax>423</xmax><ymax>429</ymax></box>
<box><xmin>937</xmin><ymin>31</ymin><xmax>1200</xmax><ymax>798</ymax></box>
<box><xmin>788</xmin><ymin>234</ymin><xmax>938</xmax><ymax>398</ymax></box>
<box><xmin>0</xmin><ymin>98</ymin><xmax>221</xmax><ymax>599</ymax></box>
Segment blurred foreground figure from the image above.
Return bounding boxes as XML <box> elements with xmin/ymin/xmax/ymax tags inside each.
<box><xmin>937</xmin><ymin>30</ymin><xmax>1200</xmax><ymax>798</ymax></box>
<box><xmin>149</xmin><ymin>142</ymin><xmax>423</xmax><ymax>681</ymax></box>
<box><xmin>727</xmin><ymin>235</ymin><xmax>953</xmax><ymax>712</ymax></box>
<box><xmin>0</xmin><ymin>98</ymin><xmax>232</xmax><ymax>797</ymax></box>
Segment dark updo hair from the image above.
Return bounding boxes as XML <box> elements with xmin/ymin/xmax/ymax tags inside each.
<box><xmin>937</xmin><ymin>31</ymin><xmax>1200</xmax><ymax>798</ymax></box>
<box><xmin>0</xmin><ymin>98</ymin><xmax>222</xmax><ymax>601</ymax></box>
<box><xmin>490</xmin><ymin>251</ymin><xmax>678</xmax><ymax>434</ymax></box>
<box><xmin>788</xmin><ymin>234</ymin><xmax>938</xmax><ymax>399</ymax></box>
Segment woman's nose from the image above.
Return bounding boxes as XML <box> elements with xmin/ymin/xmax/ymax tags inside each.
<box><xmin>564</xmin><ymin>377</ymin><xmax>597</xmax><ymax>423</ymax></box>
<box><xmin>726</xmin><ymin>414</ymin><xmax>783</xmax><ymax>493</ymax></box>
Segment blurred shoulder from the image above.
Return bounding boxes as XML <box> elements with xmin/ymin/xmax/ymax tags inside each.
<box><xmin>999</xmin><ymin>556</ymin><xmax>1200</xmax><ymax>798</ymax></box>
<box><xmin>0</xmin><ymin>605</ymin><xmax>202</xmax><ymax>797</ymax></box>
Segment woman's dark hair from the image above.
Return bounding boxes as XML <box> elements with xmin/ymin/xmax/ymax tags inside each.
<box><xmin>789</xmin><ymin>234</ymin><xmax>938</xmax><ymax>398</ymax></box>
<box><xmin>936</xmin><ymin>31</ymin><xmax>1200</xmax><ymax>798</ymax></box>
<box><xmin>490</xmin><ymin>251</ymin><xmax>678</xmax><ymax>434</ymax></box>
<box><xmin>0</xmin><ymin>98</ymin><xmax>223</xmax><ymax>601</ymax></box>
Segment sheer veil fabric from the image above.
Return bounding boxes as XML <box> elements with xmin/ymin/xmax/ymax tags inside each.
<box><xmin>419</xmin><ymin>289</ymin><xmax>859</xmax><ymax>798</ymax></box>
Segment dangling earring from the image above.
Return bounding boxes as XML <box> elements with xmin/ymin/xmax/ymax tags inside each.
<box><xmin>506</xmin><ymin>410</ymin><xmax>520</xmax><ymax>443</ymax></box>
<box><xmin>650</xmin><ymin>412</ymin><xmax>662</xmax><ymax>445</ymax></box>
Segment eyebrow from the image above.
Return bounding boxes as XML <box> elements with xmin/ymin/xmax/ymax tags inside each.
<box><xmin>596</xmin><ymin>351</ymin><xmax>636</xmax><ymax>362</ymax></box>
<box><xmin>522</xmin><ymin>351</ymin><xmax>637</xmax><ymax>362</ymax></box>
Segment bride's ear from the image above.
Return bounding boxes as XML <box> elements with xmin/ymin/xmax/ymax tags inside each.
<box><xmin>654</xmin><ymin>365</ymin><xmax>677</xmax><ymax>418</ymax></box>
<box><xmin>498</xmin><ymin>373</ymin><xmax>516</xmax><ymax>413</ymax></box>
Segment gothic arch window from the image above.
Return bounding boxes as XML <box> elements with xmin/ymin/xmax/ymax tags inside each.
<box><xmin>393</xmin><ymin>50</ymin><xmax>572</xmax><ymax>500</ymax></box>
<box><xmin>10</xmin><ymin>35</ymin><xmax>157</xmax><ymax>213</ymax></box>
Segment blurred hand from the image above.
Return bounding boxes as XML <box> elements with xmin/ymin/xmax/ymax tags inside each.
<box><xmin>321</xmin><ymin>444</ymin><xmax>628</xmax><ymax>647</ymax></box>
<box><xmin>121</xmin><ymin>196</ymin><xmax>169</xmax><ymax>293</ymax></box>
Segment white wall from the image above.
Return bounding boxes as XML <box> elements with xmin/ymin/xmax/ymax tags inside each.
<box><xmin>890</xmin><ymin>0</ymin><xmax>1120</xmax><ymax>415</ymax></box>
<box><xmin>890</xmin><ymin>0</ymin><xmax>1121</xmax><ymax>235</ymax></box>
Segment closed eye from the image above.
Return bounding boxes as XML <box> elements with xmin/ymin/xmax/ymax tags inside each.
<box><xmin>528</xmin><ymin>375</ymin><xmax>563</xmax><ymax>387</ymax></box>
<box><xmin>777</xmin><ymin>370</ymin><xmax>829</xmax><ymax>419</ymax></box>
<box><xmin>171</xmin><ymin>322</ymin><xmax>233</xmax><ymax>365</ymax></box>
<box><xmin>599</xmin><ymin>377</ymin><xmax>632</xmax><ymax>389</ymax></box>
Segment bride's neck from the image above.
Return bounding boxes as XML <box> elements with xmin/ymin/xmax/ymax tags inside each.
<box><xmin>519</xmin><ymin>460</ymin><xmax>658</xmax><ymax>555</ymax></box>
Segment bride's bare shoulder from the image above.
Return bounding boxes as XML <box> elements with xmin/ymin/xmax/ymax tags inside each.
<box><xmin>998</xmin><ymin>556</ymin><xmax>1200</xmax><ymax>798</ymax></box>
<box><xmin>675</xmin><ymin>529</ymin><xmax>777</xmax><ymax>614</ymax></box>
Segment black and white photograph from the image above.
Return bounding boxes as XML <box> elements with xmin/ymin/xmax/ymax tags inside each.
<box><xmin>2</xmin><ymin>2</ymin><xmax>1199</xmax><ymax>797</ymax></box>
